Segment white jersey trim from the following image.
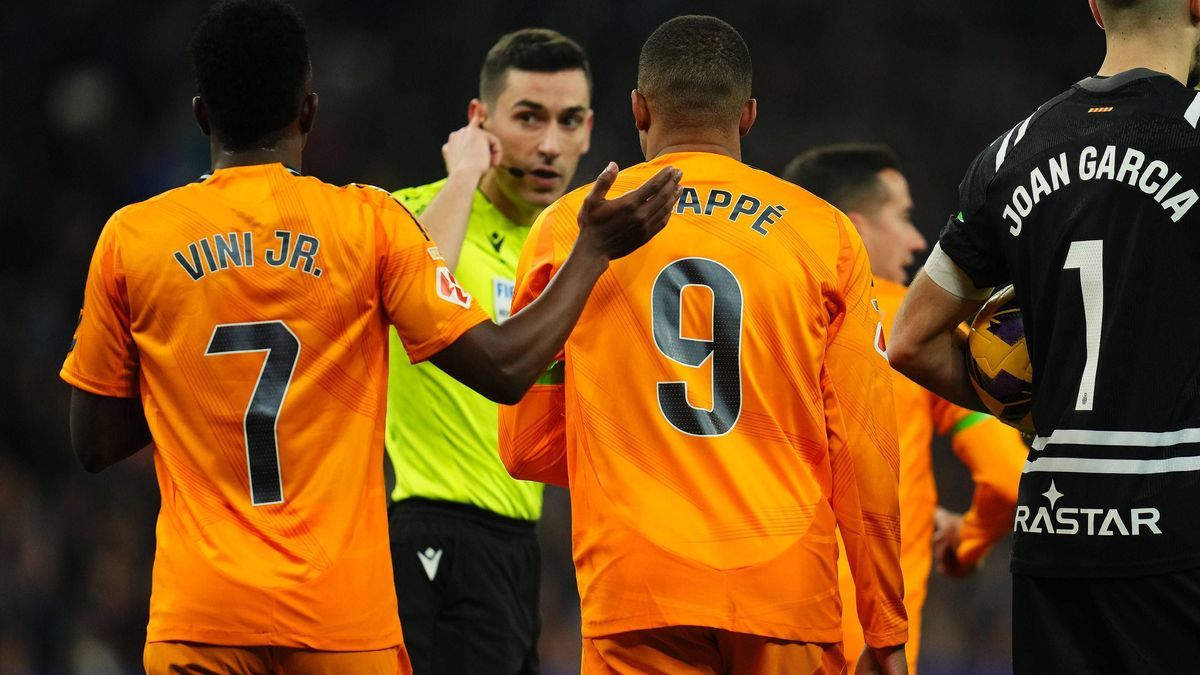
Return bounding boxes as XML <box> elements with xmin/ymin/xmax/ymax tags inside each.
<box><xmin>1024</xmin><ymin>454</ymin><xmax>1200</xmax><ymax>475</ymax></box>
<box><xmin>1031</xmin><ymin>427</ymin><xmax>1200</xmax><ymax>451</ymax></box>
<box><xmin>1028</xmin><ymin>427</ymin><xmax>1200</xmax><ymax>474</ymax></box>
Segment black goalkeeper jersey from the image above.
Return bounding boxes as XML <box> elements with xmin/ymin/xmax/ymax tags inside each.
<box><xmin>940</xmin><ymin>68</ymin><xmax>1200</xmax><ymax>577</ymax></box>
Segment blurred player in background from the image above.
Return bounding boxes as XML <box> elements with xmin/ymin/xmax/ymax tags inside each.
<box><xmin>501</xmin><ymin>15</ymin><xmax>908</xmax><ymax>675</ymax></box>
<box><xmin>384</xmin><ymin>28</ymin><xmax>592</xmax><ymax>675</ymax></box>
<box><xmin>60</xmin><ymin>0</ymin><xmax>680</xmax><ymax>672</ymax></box>
<box><xmin>784</xmin><ymin>144</ymin><xmax>1026</xmax><ymax>673</ymax></box>
<box><xmin>890</xmin><ymin>0</ymin><xmax>1200</xmax><ymax>671</ymax></box>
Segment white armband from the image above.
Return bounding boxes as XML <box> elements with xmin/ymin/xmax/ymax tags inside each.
<box><xmin>923</xmin><ymin>243</ymin><xmax>994</xmax><ymax>300</ymax></box>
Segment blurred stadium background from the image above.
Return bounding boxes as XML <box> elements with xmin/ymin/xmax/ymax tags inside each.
<box><xmin>1</xmin><ymin>2</ymin><xmax>1100</xmax><ymax>673</ymax></box>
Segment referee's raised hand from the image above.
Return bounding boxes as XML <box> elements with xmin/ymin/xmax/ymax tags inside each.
<box><xmin>441</xmin><ymin>104</ymin><xmax>502</xmax><ymax>182</ymax></box>
<box><xmin>575</xmin><ymin>162</ymin><xmax>682</xmax><ymax>262</ymax></box>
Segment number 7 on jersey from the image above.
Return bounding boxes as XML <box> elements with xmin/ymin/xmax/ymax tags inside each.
<box><xmin>205</xmin><ymin>321</ymin><xmax>300</xmax><ymax>506</ymax></box>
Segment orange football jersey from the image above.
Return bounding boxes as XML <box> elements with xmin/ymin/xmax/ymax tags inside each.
<box><xmin>838</xmin><ymin>278</ymin><xmax>1026</xmax><ymax>673</ymax></box>
<box><xmin>499</xmin><ymin>152</ymin><xmax>907</xmax><ymax>646</ymax></box>
<box><xmin>61</xmin><ymin>163</ymin><xmax>489</xmax><ymax>650</ymax></box>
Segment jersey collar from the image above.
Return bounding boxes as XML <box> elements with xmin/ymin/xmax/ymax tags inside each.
<box><xmin>197</xmin><ymin>163</ymin><xmax>301</xmax><ymax>182</ymax></box>
<box><xmin>1077</xmin><ymin>67</ymin><xmax>1173</xmax><ymax>93</ymax></box>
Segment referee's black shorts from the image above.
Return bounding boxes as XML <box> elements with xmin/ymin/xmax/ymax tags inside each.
<box><xmin>388</xmin><ymin>497</ymin><xmax>541</xmax><ymax>675</ymax></box>
<box><xmin>1013</xmin><ymin>567</ymin><xmax>1200</xmax><ymax>674</ymax></box>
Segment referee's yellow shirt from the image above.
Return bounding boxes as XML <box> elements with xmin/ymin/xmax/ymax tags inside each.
<box><xmin>385</xmin><ymin>179</ymin><xmax>541</xmax><ymax>520</ymax></box>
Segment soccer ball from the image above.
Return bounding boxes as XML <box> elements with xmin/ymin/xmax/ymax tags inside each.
<box><xmin>964</xmin><ymin>285</ymin><xmax>1035</xmax><ymax>434</ymax></box>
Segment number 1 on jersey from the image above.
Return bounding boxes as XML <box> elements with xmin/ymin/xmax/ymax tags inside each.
<box><xmin>205</xmin><ymin>321</ymin><xmax>300</xmax><ymax>505</ymax></box>
<box><xmin>1063</xmin><ymin>240</ymin><xmax>1104</xmax><ymax>411</ymax></box>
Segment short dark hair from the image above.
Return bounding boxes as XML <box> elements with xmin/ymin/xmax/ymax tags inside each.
<box><xmin>479</xmin><ymin>29</ymin><xmax>592</xmax><ymax>104</ymax></box>
<box><xmin>637</xmin><ymin>15</ymin><xmax>752</xmax><ymax>127</ymax></box>
<box><xmin>190</xmin><ymin>0</ymin><xmax>310</xmax><ymax>150</ymax></box>
<box><xmin>783</xmin><ymin>144</ymin><xmax>902</xmax><ymax>213</ymax></box>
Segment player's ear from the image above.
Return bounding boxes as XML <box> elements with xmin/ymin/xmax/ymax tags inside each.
<box><xmin>469</xmin><ymin>98</ymin><xmax>487</xmax><ymax>125</ymax></box>
<box><xmin>843</xmin><ymin>210</ymin><xmax>870</xmax><ymax>231</ymax></box>
<box><xmin>632</xmin><ymin>89</ymin><xmax>650</xmax><ymax>132</ymax></box>
<box><xmin>580</xmin><ymin>109</ymin><xmax>595</xmax><ymax>154</ymax></box>
<box><xmin>739</xmin><ymin>98</ymin><xmax>757</xmax><ymax>138</ymax></box>
<box><xmin>1088</xmin><ymin>0</ymin><xmax>1104</xmax><ymax>29</ymax></box>
<box><xmin>1191</xmin><ymin>0</ymin><xmax>1200</xmax><ymax>23</ymax></box>
<box><xmin>192</xmin><ymin>96</ymin><xmax>211</xmax><ymax>137</ymax></box>
<box><xmin>298</xmin><ymin>92</ymin><xmax>318</xmax><ymax>136</ymax></box>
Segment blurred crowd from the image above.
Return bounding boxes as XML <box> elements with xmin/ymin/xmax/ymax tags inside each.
<box><xmin>2</xmin><ymin>1</ymin><xmax>1101</xmax><ymax>672</ymax></box>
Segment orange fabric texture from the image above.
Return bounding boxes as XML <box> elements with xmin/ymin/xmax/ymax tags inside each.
<box><xmin>499</xmin><ymin>381</ymin><xmax>568</xmax><ymax>487</ymax></box>
<box><xmin>837</xmin><ymin>278</ymin><xmax>1026</xmax><ymax>673</ymax></box>
<box><xmin>581</xmin><ymin>627</ymin><xmax>845</xmax><ymax>675</ymax></box>
<box><xmin>143</xmin><ymin>641</ymin><xmax>409</xmax><ymax>675</ymax></box>
<box><xmin>61</xmin><ymin>164</ymin><xmax>489</xmax><ymax>650</ymax></box>
<box><xmin>500</xmin><ymin>152</ymin><xmax>906</xmax><ymax>647</ymax></box>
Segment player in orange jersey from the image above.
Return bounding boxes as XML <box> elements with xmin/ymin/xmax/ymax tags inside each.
<box><xmin>499</xmin><ymin>15</ymin><xmax>907</xmax><ymax>675</ymax></box>
<box><xmin>60</xmin><ymin>1</ymin><xmax>680</xmax><ymax>674</ymax></box>
<box><xmin>784</xmin><ymin>144</ymin><xmax>1027</xmax><ymax>673</ymax></box>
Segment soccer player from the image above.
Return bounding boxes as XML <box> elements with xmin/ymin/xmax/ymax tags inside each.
<box><xmin>60</xmin><ymin>1</ymin><xmax>680</xmax><ymax>673</ymax></box>
<box><xmin>499</xmin><ymin>15</ymin><xmax>908</xmax><ymax>675</ymax></box>
<box><xmin>784</xmin><ymin>144</ymin><xmax>1027</xmax><ymax>673</ymax></box>
<box><xmin>383</xmin><ymin>29</ymin><xmax>592</xmax><ymax>674</ymax></box>
<box><xmin>888</xmin><ymin>1</ymin><xmax>1200</xmax><ymax>671</ymax></box>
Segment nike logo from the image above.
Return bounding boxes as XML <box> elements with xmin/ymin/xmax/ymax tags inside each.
<box><xmin>418</xmin><ymin>547</ymin><xmax>443</xmax><ymax>581</ymax></box>
<box><xmin>488</xmin><ymin>232</ymin><xmax>505</xmax><ymax>253</ymax></box>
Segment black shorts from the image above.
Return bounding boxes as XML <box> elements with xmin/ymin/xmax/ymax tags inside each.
<box><xmin>388</xmin><ymin>497</ymin><xmax>541</xmax><ymax>675</ymax></box>
<box><xmin>1013</xmin><ymin>568</ymin><xmax>1200</xmax><ymax>674</ymax></box>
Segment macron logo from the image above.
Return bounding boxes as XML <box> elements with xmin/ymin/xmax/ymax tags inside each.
<box><xmin>418</xmin><ymin>547</ymin><xmax>443</xmax><ymax>581</ymax></box>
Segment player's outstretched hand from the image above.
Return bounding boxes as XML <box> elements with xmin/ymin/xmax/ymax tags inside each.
<box><xmin>856</xmin><ymin>645</ymin><xmax>908</xmax><ymax>675</ymax></box>
<box><xmin>576</xmin><ymin>162</ymin><xmax>681</xmax><ymax>262</ymax></box>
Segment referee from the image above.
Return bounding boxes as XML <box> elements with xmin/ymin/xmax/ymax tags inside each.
<box><xmin>385</xmin><ymin>29</ymin><xmax>593</xmax><ymax>674</ymax></box>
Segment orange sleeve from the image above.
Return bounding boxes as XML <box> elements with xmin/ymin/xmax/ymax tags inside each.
<box><xmin>824</xmin><ymin>215</ymin><xmax>908</xmax><ymax>649</ymax></box>
<box><xmin>60</xmin><ymin>214</ymin><xmax>139</xmax><ymax>398</ymax></box>
<box><xmin>499</xmin><ymin>368</ymin><xmax>567</xmax><ymax>487</ymax></box>
<box><xmin>498</xmin><ymin>203</ymin><xmax>568</xmax><ymax>485</ymax></box>
<box><xmin>934</xmin><ymin>404</ymin><xmax>1026</xmax><ymax>567</ymax></box>
<box><xmin>375</xmin><ymin>192</ymin><xmax>489</xmax><ymax>363</ymax></box>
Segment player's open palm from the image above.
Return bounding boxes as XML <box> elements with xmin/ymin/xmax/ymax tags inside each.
<box><xmin>576</xmin><ymin>162</ymin><xmax>681</xmax><ymax>261</ymax></box>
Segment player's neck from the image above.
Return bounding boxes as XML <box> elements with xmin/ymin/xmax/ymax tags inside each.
<box><xmin>1099</xmin><ymin>30</ymin><xmax>1196</xmax><ymax>85</ymax></box>
<box><xmin>479</xmin><ymin>171</ymin><xmax>542</xmax><ymax>227</ymax></box>
<box><xmin>210</xmin><ymin>136</ymin><xmax>304</xmax><ymax>173</ymax></box>
<box><xmin>646</xmin><ymin>130</ymin><xmax>742</xmax><ymax>162</ymax></box>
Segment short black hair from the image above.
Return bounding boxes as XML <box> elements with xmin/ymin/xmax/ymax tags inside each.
<box><xmin>479</xmin><ymin>29</ymin><xmax>592</xmax><ymax>104</ymax></box>
<box><xmin>190</xmin><ymin>0</ymin><xmax>310</xmax><ymax>150</ymax></box>
<box><xmin>637</xmin><ymin>15</ymin><xmax>752</xmax><ymax>127</ymax></box>
<box><xmin>783</xmin><ymin>144</ymin><xmax>902</xmax><ymax>213</ymax></box>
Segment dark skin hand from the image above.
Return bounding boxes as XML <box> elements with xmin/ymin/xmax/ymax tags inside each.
<box><xmin>856</xmin><ymin>644</ymin><xmax>908</xmax><ymax>675</ymax></box>
<box><xmin>933</xmin><ymin>507</ymin><xmax>977</xmax><ymax>578</ymax></box>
